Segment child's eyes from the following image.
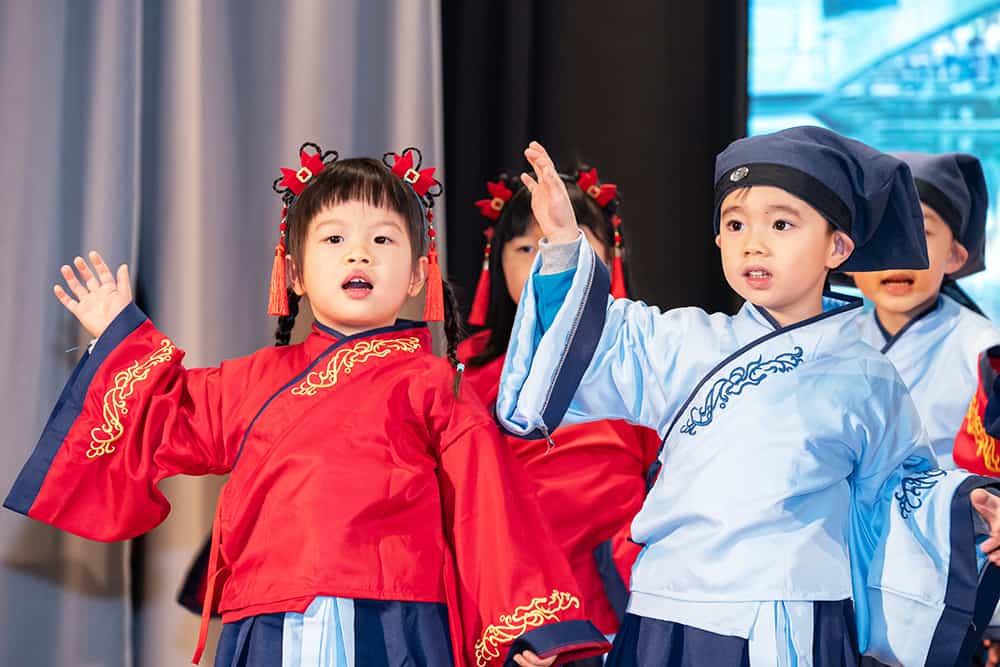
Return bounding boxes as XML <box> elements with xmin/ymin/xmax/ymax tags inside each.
<box><xmin>514</xmin><ymin>244</ymin><xmax>537</xmax><ymax>254</ymax></box>
<box><xmin>374</xmin><ymin>235</ymin><xmax>393</xmax><ymax>245</ymax></box>
<box><xmin>772</xmin><ymin>220</ymin><xmax>794</xmax><ymax>231</ymax></box>
<box><xmin>725</xmin><ymin>220</ymin><xmax>743</xmax><ymax>232</ymax></box>
<box><xmin>324</xmin><ymin>235</ymin><xmax>344</xmax><ymax>244</ymax></box>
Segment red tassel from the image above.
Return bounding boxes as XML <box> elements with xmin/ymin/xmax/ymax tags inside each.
<box><xmin>424</xmin><ymin>246</ymin><xmax>445</xmax><ymax>321</ymax></box>
<box><xmin>192</xmin><ymin>496</ymin><xmax>228</xmax><ymax>665</ymax></box>
<box><xmin>610</xmin><ymin>250</ymin><xmax>627</xmax><ymax>299</ymax></box>
<box><xmin>267</xmin><ymin>242</ymin><xmax>289</xmax><ymax>316</ymax></box>
<box><xmin>467</xmin><ymin>234</ymin><xmax>492</xmax><ymax>326</ymax></box>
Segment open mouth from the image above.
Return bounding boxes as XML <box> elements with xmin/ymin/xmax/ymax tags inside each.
<box><xmin>744</xmin><ymin>269</ymin><xmax>771</xmax><ymax>279</ymax></box>
<box><xmin>880</xmin><ymin>273</ymin><xmax>914</xmax><ymax>287</ymax></box>
<box><xmin>342</xmin><ymin>278</ymin><xmax>374</xmax><ymax>290</ymax></box>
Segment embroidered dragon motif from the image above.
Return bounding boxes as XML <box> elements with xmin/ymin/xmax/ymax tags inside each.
<box><xmin>291</xmin><ymin>336</ymin><xmax>421</xmax><ymax>397</ymax></box>
<box><xmin>680</xmin><ymin>346</ymin><xmax>804</xmax><ymax>436</ymax></box>
<box><xmin>895</xmin><ymin>461</ymin><xmax>946</xmax><ymax>519</ymax></box>
<box><xmin>474</xmin><ymin>590</ymin><xmax>580</xmax><ymax>667</ymax></box>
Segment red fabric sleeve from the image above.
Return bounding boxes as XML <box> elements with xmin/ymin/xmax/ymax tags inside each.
<box><xmin>954</xmin><ymin>347</ymin><xmax>1000</xmax><ymax>476</ymax></box>
<box><xmin>5</xmin><ymin>305</ymin><xmax>245</xmax><ymax>541</ymax></box>
<box><xmin>437</xmin><ymin>388</ymin><xmax>610</xmax><ymax>667</ymax></box>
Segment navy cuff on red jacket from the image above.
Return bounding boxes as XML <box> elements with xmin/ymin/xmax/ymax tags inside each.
<box><xmin>504</xmin><ymin>620</ymin><xmax>610</xmax><ymax>666</ymax></box>
<box><xmin>4</xmin><ymin>303</ymin><xmax>149</xmax><ymax>515</ymax></box>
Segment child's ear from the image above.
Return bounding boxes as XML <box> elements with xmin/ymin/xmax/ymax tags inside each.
<box><xmin>714</xmin><ymin>234</ymin><xmax>722</xmax><ymax>249</ymax></box>
<box><xmin>827</xmin><ymin>231</ymin><xmax>855</xmax><ymax>270</ymax></box>
<box><xmin>289</xmin><ymin>257</ymin><xmax>305</xmax><ymax>296</ymax></box>
<box><xmin>408</xmin><ymin>256</ymin><xmax>429</xmax><ymax>297</ymax></box>
<box><xmin>944</xmin><ymin>240</ymin><xmax>969</xmax><ymax>275</ymax></box>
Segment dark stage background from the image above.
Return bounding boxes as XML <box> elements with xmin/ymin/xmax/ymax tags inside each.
<box><xmin>442</xmin><ymin>0</ymin><xmax>749</xmax><ymax>314</ymax></box>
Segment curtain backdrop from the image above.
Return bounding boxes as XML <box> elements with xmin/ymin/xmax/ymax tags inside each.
<box><xmin>0</xmin><ymin>1</ymin><xmax>444</xmax><ymax>665</ymax></box>
<box><xmin>442</xmin><ymin>0</ymin><xmax>748</xmax><ymax>314</ymax></box>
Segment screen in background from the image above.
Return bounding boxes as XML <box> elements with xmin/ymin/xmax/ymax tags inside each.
<box><xmin>749</xmin><ymin>0</ymin><xmax>1000</xmax><ymax>319</ymax></box>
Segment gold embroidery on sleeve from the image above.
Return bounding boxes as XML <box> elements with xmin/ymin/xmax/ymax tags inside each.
<box><xmin>474</xmin><ymin>590</ymin><xmax>581</xmax><ymax>667</ymax></box>
<box><xmin>967</xmin><ymin>395</ymin><xmax>1000</xmax><ymax>473</ymax></box>
<box><xmin>87</xmin><ymin>338</ymin><xmax>176</xmax><ymax>459</ymax></box>
<box><xmin>291</xmin><ymin>336</ymin><xmax>421</xmax><ymax>397</ymax></box>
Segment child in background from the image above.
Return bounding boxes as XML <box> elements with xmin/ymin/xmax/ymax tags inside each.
<box><xmin>3</xmin><ymin>143</ymin><xmax>610</xmax><ymax>667</ymax></box>
<box><xmin>461</xmin><ymin>167</ymin><xmax>661</xmax><ymax>657</ymax></box>
<box><xmin>851</xmin><ymin>152</ymin><xmax>1000</xmax><ymax>470</ymax></box>
<box><xmin>497</xmin><ymin>133</ymin><xmax>1000</xmax><ymax>666</ymax></box>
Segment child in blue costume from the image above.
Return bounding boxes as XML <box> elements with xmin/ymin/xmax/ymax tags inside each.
<box><xmin>496</xmin><ymin>133</ymin><xmax>1000</xmax><ymax>666</ymax></box>
<box><xmin>852</xmin><ymin>152</ymin><xmax>1000</xmax><ymax>471</ymax></box>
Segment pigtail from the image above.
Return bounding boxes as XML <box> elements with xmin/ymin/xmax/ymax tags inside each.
<box><xmin>274</xmin><ymin>289</ymin><xmax>301</xmax><ymax>346</ymax></box>
<box><xmin>441</xmin><ymin>278</ymin><xmax>466</xmax><ymax>396</ymax></box>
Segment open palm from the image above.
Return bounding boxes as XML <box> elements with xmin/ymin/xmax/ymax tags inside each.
<box><xmin>521</xmin><ymin>141</ymin><xmax>579</xmax><ymax>245</ymax></box>
<box><xmin>54</xmin><ymin>251</ymin><xmax>132</xmax><ymax>339</ymax></box>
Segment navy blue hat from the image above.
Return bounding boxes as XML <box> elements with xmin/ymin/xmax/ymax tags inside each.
<box><xmin>892</xmin><ymin>152</ymin><xmax>987</xmax><ymax>279</ymax></box>
<box><xmin>714</xmin><ymin>126</ymin><xmax>928</xmax><ymax>272</ymax></box>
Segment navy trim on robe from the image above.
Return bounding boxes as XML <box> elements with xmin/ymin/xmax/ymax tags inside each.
<box><xmin>501</xmin><ymin>257</ymin><xmax>611</xmax><ymax>441</ymax></box>
<box><xmin>926</xmin><ymin>476</ymin><xmax>1000</xmax><ymax>666</ymax></box>
<box><xmin>232</xmin><ymin>319</ymin><xmax>430</xmax><ymax>467</ymax></box>
<box><xmin>507</xmin><ymin>620</ymin><xmax>610</xmax><ymax>666</ymax></box>
<box><xmin>4</xmin><ymin>303</ymin><xmax>148</xmax><ymax>514</ymax></box>
<box><xmin>874</xmin><ymin>297</ymin><xmax>941</xmax><ymax>353</ymax></box>
<box><xmin>593</xmin><ymin>540</ymin><xmax>629</xmax><ymax>623</ymax></box>
<box><xmin>660</xmin><ymin>292</ymin><xmax>861</xmax><ymax>446</ymax></box>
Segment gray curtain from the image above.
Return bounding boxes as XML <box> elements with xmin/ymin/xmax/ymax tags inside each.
<box><xmin>0</xmin><ymin>1</ymin><xmax>445</xmax><ymax>665</ymax></box>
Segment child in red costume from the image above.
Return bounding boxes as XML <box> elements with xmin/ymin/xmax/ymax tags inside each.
<box><xmin>462</xmin><ymin>166</ymin><xmax>662</xmax><ymax>659</ymax></box>
<box><xmin>4</xmin><ymin>143</ymin><xmax>610</xmax><ymax>667</ymax></box>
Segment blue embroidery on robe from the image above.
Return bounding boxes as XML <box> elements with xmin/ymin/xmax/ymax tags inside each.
<box><xmin>895</xmin><ymin>468</ymin><xmax>946</xmax><ymax>519</ymax></box>
<box><xmin>680</xmin><ymin>346</ymin><xmax>804</xmax><ymax>436</ymax></box>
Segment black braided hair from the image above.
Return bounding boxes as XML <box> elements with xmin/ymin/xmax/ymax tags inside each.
<box><xmin>440</xmin><ymin>277</ymin><xmax>466</xmax><ymax>395</ymax></box>
<box><xmin>274</xmin><ymin>289</ymin><xmax>301</xmax><ymax>346</ymax></box>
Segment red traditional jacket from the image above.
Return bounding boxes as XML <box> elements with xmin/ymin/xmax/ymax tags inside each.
<box><xmin>458</xmin><ymin>330</ymin><xmax>662</xmax><ymax>636</ymax></box>
<box><xmin>4</xmin><ymin>304</ymin><xmax>609</xmax><ymax>667</ymax></box>
<box><xmin>954</xmin><ymin>345</ymin><xmax>1000</xmax><ymax>476</ymax></box>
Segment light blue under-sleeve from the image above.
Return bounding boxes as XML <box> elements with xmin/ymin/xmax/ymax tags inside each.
<box><xmin>534</xmin><ymin>270</ymin><xmax>575</xmax><ymax>332</ymax></box>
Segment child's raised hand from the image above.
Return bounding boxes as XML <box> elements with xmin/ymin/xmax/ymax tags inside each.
<box><xmin>521</xmin><ymin>141</ymin><xmax>579</xmax><ymax>245</ymax></box>
<box><xmin>513</xmin><ymin>649</ymin><xmax>557</xmax><ymax>667</ymax></box>
<box><xmin>54</xmin><ymin>251</ymin><xmax>132</xmax><ymax>340</ymax></box>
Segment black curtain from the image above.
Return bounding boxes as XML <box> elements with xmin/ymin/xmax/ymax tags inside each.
<box><xmin>442</xmin><ymin>0</ymin><xmax>747</xmax><ymax>313</ymax></box>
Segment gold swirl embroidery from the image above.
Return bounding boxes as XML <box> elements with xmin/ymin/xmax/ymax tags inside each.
<box><xmin>291</xmin><ymin>336</ymin><xmax>421</xmax><ymax>397</ymax></box>
<box><xmin>967</xmin><ymin>395</ymin><xmax>1000</xmax><ymax>473</ymax></box>
<box><xmin>474</xmin><ymin>590</ymin><xmax>580</xmax><ymax>667</ymax></box>
<box><xmin>88</xmin><ymin>338</ymin><xmax>176</xmax><ymax>459</ymax></box>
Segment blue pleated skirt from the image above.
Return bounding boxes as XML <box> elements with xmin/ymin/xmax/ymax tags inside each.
<box><xmin>213</xmin><ymin>597</ymin><xmax>453</xmax><ymax>667</ymax></box>
<box><xmin>606</xmin><ymin>599</ymin><xmax>859</xmax><ymax>667</ymax></box>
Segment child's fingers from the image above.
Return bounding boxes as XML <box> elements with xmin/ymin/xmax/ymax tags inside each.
<box><xmin>53</xmin><ymin>285</ymin><xmax>78</xmax><ymax>312</ymax></box>
<box><xmin>520</xmin><ymin>172</ymin><xmax>539</xmax><ymax>193</ymax></box>
<box><xmin>90</xmin><ymin>251</ymin><xmax>115</xmax><ymax>285</ymax></box>
<box><xmin>980</xmin><ymin>535</ymin><xmax>1000</xmax><ymax>554</ymax></box>
<box><xmin>61</xmin><ymin>264</ymin><xmax>89</xmax><ymax>300</ymax></box>
<box><xmin>117</xmin><ymin>264</ymin><xmax>132</xmax><ymax>300</ymax></box>
<box><xmin>528</xmin><ymin>141</ymin><xmax>556</xmax><ymax>170</ymax></box>
<box><xmin>73</xmin><ymin>255</ymin><xmax>100</xmax><ymax>290</ymax></box>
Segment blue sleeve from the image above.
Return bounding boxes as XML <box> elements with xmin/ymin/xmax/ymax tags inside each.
<box><xmin>851</xmin><ymin>370</ymin><xmax>1000</xmax><ymax>665</ymax></box>
<box><xmin>534</xmin><ymin>269</ymin><xmax>576</xmax><ymax>333</ymax></box>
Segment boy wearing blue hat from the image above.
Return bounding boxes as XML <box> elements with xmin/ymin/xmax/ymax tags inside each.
<box><xmin>497</xmin><ymin>132</ymin><xmax>1000</xmax><ymax>666</ymax></box>
<box><xmin>852</xmin><ymin>152</ymin><xmax>1000</xmax><ymax>472</ymax></box>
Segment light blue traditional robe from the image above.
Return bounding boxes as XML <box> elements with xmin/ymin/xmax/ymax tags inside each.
<box><xmin>856</xmin><ymin>295</ymin><xmax>1000</xmax><ymax>469</ymax></box>
<box><xmin>496</xmin><ymin>234</ymin><xmax>1000</xmax><ymax>667</ymax></box>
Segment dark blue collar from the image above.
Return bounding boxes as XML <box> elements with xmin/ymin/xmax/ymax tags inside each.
<box><xmin>751</xmin><ymin>290</ymin><xmax>863</xmax><ymax>333</ymax></box>
<box><xmin>874</xmin><ymin>296</ymin><xmax>942</xmax><ymax>353</ymax></box>
<box><xmin>312</xmin><ymin>318</ymin><xmax>426</xmax><ymax>341</ymax></box>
